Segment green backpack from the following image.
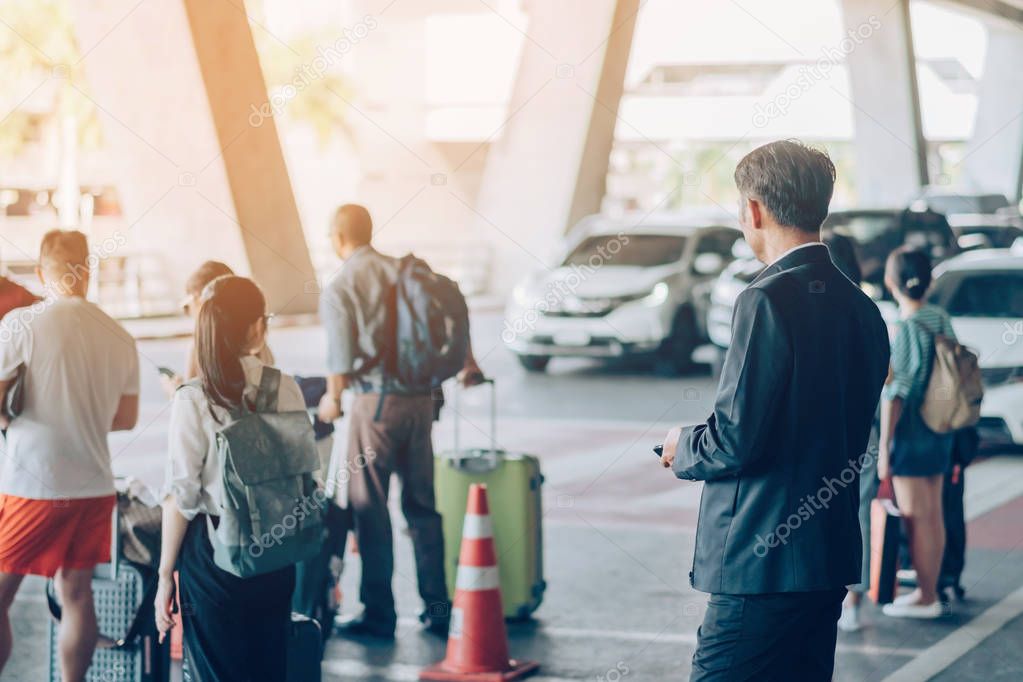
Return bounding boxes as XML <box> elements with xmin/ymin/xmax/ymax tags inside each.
<box><xmin>205</xmin><ymin>367</ymin><xmax>325</xmax><ymax>577</ymax></box>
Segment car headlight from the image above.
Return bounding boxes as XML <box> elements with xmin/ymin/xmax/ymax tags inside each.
<box><xmin>641</xmin><ymin>282</ymin><xmax>670</xmax><ymax>307</ymax></box>
<box><xmin>512</xmin><ymin>284</ymin><xmax>533</xmax><ymax>306</ymax></box>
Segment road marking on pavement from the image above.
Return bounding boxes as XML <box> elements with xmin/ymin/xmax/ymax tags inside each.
<box><xmin>964</xmin><ymin>456</ymin><xmax>1023</xmax><ymax>521</ymax></box>
<box><xmin>534</xmin><ymin>625</ymin><xmax>920</xmax><ymax>657</ymax></box>
<box><xmin>322</xmin><ymin>659</ymin><xmax>579</xmax><ymax>682</ymax></box>
<box><xmin>393</xmin><ymin>619</ymin><xmax>919</xmax><ymax>657</ymax></box>
<box><xmin>882</xmin><ymin>583</ymin><xmax>1023</xmax><ymax>682</ymax></box>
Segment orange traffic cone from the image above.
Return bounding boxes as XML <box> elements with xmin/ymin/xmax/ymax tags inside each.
<box><xmin>420</xmin><ymin>484</ymin><xmax>539</xmax><ymax>682</ymax></box>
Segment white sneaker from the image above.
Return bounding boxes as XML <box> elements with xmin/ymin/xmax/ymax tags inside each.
<box><xmin>837</xmin><ymin>605</ymin><xmax>861</xmax><ymax>632</ymax></box>
<box><xmin>893</xmin><ymin>590</ymin><xmax>922</xmax><ymax>606</ymax></box>
<box><xmin>897</xmin><ymin>568</ymin><xmax>918</xmax><ymax>584</ymax></box>
<box><xmin>882</xmin><ymin>601</ymin><xmax>944</xmax><ymax>619</ymax></box>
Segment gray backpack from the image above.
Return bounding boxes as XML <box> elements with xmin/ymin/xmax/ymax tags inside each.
<box><xmin>382</xmin><ymin>255</ymin><xmax>469</xmax><ymax>393</ymax></box>
<box><xmin>206</xmin><ymin>367</ymin><xmax>325</xmax><ymax>577</ymax></box>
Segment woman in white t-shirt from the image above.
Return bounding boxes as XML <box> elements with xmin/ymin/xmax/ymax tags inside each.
<box><xmin>154</xmin><ymin>276</ymin><xmax>306</xmax><ymax>681</ymax></box>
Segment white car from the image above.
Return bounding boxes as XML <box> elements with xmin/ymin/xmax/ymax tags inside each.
<box><xmin>503</xmin><ymin>212</ymin><xmax>740</xmax><ymax>374</ymax></box>
<box><xmin>977</xmin><ymin>381</ymin><xmax>1023</xmax><ymax>451</ymax></box>
<box><xmin>929</xmin><ymin>246</ymin><xmax>1023</xmax><ymax>450</ymax></box>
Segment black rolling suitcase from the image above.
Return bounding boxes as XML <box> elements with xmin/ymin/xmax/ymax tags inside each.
<box><xmin>292</xmin><ymin>502</ymin><xmax>351</xmax><ymax>645</ymax></box>
<box><xmin>46</xmin><ymin>509</ymin><xmax>170</xmax><ymax>682</ymax></box>
<box><xmin>286</xmin><ymin>613</ymin><xmax>322</xmax><ymax>682</ymax></box>
<box><xmin>181</xmin><ymin>613</ymin><xmax>321</xmax><ymax>682</ymax></box>
<box><xmin>292</xmin><ymin>388</ymin><xmax>353</xmax><ymax>647</ymax></box>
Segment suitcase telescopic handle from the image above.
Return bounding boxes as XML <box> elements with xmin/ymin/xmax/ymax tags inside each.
<box><xmin>109</xmin><ymin>503</ymin><xmax>120</xmax><ymax>581</ymax></box>
<box><xmin>452</xmin><ymin>378</ymin><xmax>496</xmax><ymax>455</ymax></box>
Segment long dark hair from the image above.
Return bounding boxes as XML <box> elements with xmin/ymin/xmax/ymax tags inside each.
<box><xmin>195</xmin><ymin>276</ymin><xmax>267</xmax><ymax>415</ymax></box>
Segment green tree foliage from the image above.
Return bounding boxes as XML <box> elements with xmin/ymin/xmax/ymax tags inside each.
<box><xmin>0</xmin><ymin>0</ymin><xmax>101</xmax><ymax>158</ymax></box>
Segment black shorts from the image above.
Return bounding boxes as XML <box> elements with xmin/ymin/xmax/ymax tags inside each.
<box><xmin>891</xmin><ymin>404</ymin><xmax>953</xmax><ymax>477</ymax></box>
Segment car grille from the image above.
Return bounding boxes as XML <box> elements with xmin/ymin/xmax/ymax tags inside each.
<box><xmin>532</xmin><ymin>335</ymin><xmax>616</xmax><ymax>347</ymax></box>
<box><xmin>543</xmin><ymin>293</ymin><xmax>644</xmax><ymax>318</ymax></box>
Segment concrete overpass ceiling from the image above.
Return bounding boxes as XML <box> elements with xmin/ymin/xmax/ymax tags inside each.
<box><xmin>937</xmin><ymin>0</ymin><xmax>1023</xmax><ymax>25</ymax></box>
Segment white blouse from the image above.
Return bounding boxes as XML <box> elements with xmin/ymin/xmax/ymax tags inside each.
<box><xmin>163</xmin><ymin>355</ymin><xmax>307</xmax><ymax>520</ymax></box>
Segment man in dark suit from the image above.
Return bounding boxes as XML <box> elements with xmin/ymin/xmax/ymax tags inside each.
<box><xmin>660</xmin><ymin>140</ymin><xmax>890</xmax><ymax>681</ymax></box>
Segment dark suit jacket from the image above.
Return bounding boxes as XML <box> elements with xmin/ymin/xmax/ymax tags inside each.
<box><xmin>674</xmin><ymin>244</ymin><xmax>890</xmax><ymax>594</ymax></box>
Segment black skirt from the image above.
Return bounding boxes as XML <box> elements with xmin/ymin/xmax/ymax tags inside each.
<box><xmin>178</xmin><ymin>515</ymin><xmax>295</xmax><ymax>682</ymax></box>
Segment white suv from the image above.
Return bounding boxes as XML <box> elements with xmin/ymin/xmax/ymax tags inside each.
<box><xmin>502</xmin><ymin>212</ymin><xmax>740</xmax><ymax>374</ymax></box>
<box><xmin>929</xmin><ymin>245</ymin><xmax>1023</xmax><ymax>450</ymax></box>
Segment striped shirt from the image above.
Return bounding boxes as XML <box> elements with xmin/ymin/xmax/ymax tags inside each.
<box><xmin>883</xmin><ymin>304</ymin><xmax>957</xmax><ymax>403</ymax></box>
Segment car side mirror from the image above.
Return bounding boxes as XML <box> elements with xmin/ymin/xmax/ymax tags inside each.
<box><xmin>693</xmin><ymin>252</ymin><xmax>725</xmax><ymax>276</ymax></box>
<box><xmin>957</xmin><ymin>233</ymin><xmax>991</xmax><ymax>251</ymax></box>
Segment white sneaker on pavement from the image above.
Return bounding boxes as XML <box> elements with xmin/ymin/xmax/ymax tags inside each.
<box><xmin>837</xmin><ymin>605</ymin><xmax>862</xmax><ymax>632</ymax></box>
<box><xmin>882</xmin><ymin>601</ymin><xmax>944</xmax><ymax>619</ymax></box>
<box><xmin>893</xmin><ymin>590</ymin><xmax>922</xmax><ymax>606</ymax></box>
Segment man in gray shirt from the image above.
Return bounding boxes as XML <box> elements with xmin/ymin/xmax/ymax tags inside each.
<box><xmin>318</xmin><ymin>204</ymin><xmax>481</xmax><ymax>639</ymax></box>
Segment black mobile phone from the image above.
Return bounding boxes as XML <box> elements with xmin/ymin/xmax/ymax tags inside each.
<box><xmin>653</xmin><ymin>444</ymin><xmax>664</xmax><ymax>458</ymax></box>
<box><xmin>157</xmin><ymin>366</ymin><xmax>177</xmax><ymax>379</ymax></box>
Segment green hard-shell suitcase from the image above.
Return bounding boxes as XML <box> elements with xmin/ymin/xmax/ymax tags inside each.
<box><xmin>434</xmin><ymin>379</ymin><xmax>545</xmax><ymax>620</ymax></box>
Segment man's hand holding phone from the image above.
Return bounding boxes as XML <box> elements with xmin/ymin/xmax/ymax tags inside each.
<box><xmin>657</xmin><ymin>426</ymin><xmax>683</xmax><ymax>470</ymax></box>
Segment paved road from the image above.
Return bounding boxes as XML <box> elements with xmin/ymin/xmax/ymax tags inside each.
<box><xmin>6</xmin><ymin>312</ymin><xmax>1023</xmax><ymax>680</ymax></box>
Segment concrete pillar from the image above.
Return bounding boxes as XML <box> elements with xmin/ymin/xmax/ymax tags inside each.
<box><xmin>471</xmin><ymin>0</ymin><xmax>640</xmax><ymax>292</ymax></box>
<box><xmin>962</xmin><ymin>22</ymin><xmax>1023</xmax><ymax>202</ymax></box>
<box><xmin>69</xmin><ymin>0</ymin><xmax>317</xmax><ymax>314</ymax></box>
<box><xmin>840</xmin><ymin>0</ymin><xmax>928</xmax><ymax>207</ymax></box>
<box><xmin>344</xmin><ymin>0</ymin><xmax>497</xmax><ymax>294</ymax></box>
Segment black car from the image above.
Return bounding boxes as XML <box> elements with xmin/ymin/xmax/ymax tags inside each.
<box><xmin>822</xmin><ymin>208</ymin><xmax>957</xmax><ymax>295</ymax></box>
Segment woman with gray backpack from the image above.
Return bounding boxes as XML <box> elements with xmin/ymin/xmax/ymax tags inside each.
<box><xmin>878</xmin><ymin>247</ymin><xmax>981</xmax><ymax>620</ymax></box>
<box><xmin>154</xmin><ymin>276</ymin><xmax>323</xmax><ymax>681</ymax></box>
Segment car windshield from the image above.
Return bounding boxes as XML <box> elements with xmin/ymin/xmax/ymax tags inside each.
<box><xmin>943</xmin><ymin>272</ymin><xmax>1023</xmax><ymax>318</ymax></box>
<box><xmin>563</xmin><ymin>234</ymin><xmax>687</xmax><ymax>267</ymax></box>
<box><xmin>826</xmin><ymin>215</ymin><xmax>898</xmax><ymax>243</ymax></box>
<box><xmin>928</xmin><ymin>194</ymin><xmax>1009</xmax><ymax>216</ymax></box>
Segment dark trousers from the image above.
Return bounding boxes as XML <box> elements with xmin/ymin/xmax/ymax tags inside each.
<box><xmin>690</xmin><ymin>589</ymin><xmax>845</xmax><ymax>681</ymax></box>
<box><xmin>940</xmin><ymin>468</ymin><xmax>966</xmax><ymax>586</ymax></box>
<box><xmin>347</xmin><ymin>393</ymin><xmax>448</xmax><ymax>626</ymax></box>
<box><xmin>179</xmin><ymin>517</ymin><xmax>295</xmax><ymax>682</ymax></box>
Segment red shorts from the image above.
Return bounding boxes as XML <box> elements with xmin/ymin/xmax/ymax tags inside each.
<box><xmin>0</xmin><ymin>494</ymin><xmax>115</xmax><ymax>576</ymax></box>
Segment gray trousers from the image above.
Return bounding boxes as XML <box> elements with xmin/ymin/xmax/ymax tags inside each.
<box><xmin>346</xmin><ymin>393</ymin><xmax>448</xmax><ymax>625</ymax></box>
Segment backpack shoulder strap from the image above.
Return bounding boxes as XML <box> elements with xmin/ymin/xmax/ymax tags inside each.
<box><xmin>906</xmin><ymin>315</ymin><xmax>941</xmax><ymax>339</ymax></box>
<box><xmin>254</xmin><ymin>366</ymin><xmax>281</xmax><ymax>413</ymax></box>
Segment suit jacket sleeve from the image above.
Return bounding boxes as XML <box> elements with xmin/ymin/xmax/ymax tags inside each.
<box><xmin>673</xmin><ymin>287</ymin><xmax>792</xmax><ymax>481</ymax></box>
